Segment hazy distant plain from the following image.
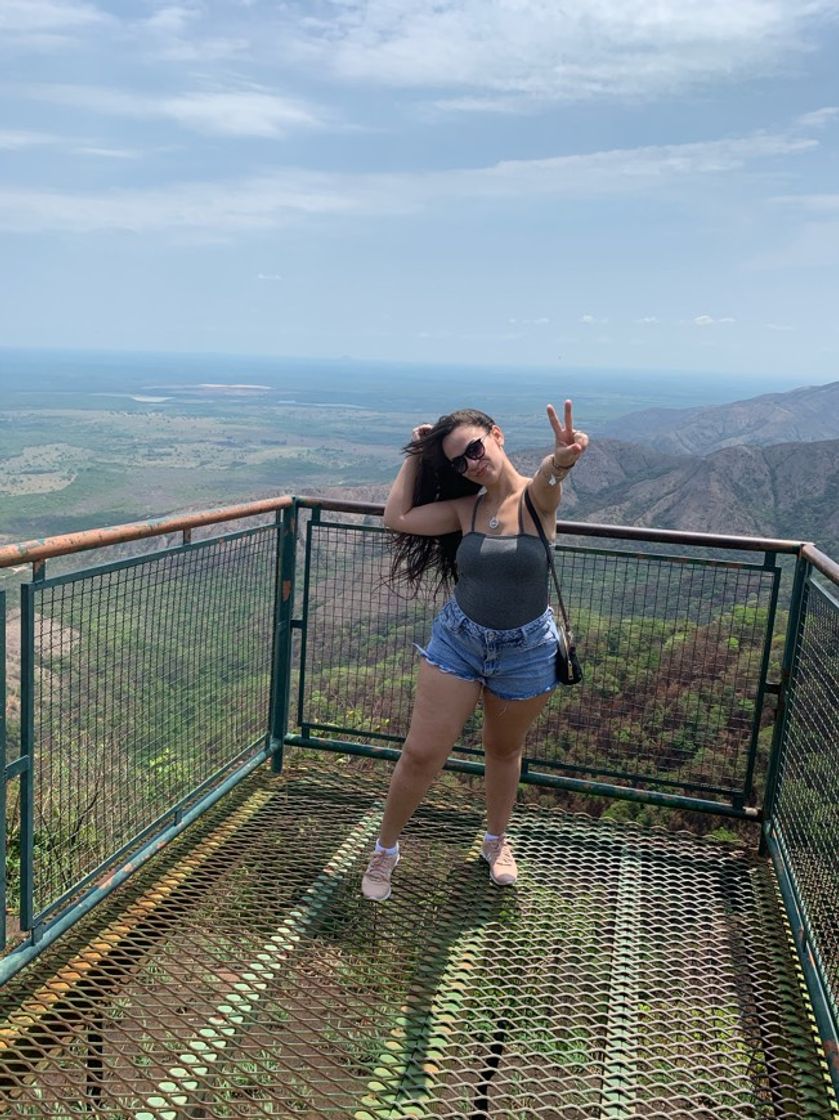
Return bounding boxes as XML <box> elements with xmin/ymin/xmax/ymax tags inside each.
<box><xmin>0</xmin><ymin>348</ymin><xmax>812</xmax><ymax>544</ymax></box>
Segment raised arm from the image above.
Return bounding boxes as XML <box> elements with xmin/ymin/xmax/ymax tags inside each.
<box><xmin>383</xmin><ymin>425</ymin><xmax>468</xmax><ymax>536</ymax></box>
<box><xmin>529</xmin><ymin>400</ymin><xmax>589</xmax><ymax>515</ymax></box>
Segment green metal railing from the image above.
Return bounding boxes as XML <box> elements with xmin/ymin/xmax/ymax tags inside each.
<box><xmin>290</xmin><ymin>500</ymin><xmax>790</xmax><ymax>820</ymax></box>
<box><xmin>1</xmin><ymin>497</ymin><xmax>291</xmax><ymax>968</ymax></box>
<box><xmin>762</xmin><ymin>545</ymin><xmax>839</xmax><ymax>1092</ymax></box>
<box><xmin>1</xmin><ymin>493</ymin><xmax>837</xmax><ymax>1099</ymax></box>
<box><xmin>20</xmin><ymin>527</ymin><xmax>279</xmax><ymax>930</ymax></box>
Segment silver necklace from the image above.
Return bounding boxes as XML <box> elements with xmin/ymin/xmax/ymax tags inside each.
<box><xmin>482</xmin><ymin>491</ymin><xmax>502</xmax><ymax>530</ymax></box>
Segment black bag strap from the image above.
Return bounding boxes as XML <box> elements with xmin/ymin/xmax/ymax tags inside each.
<box><xmin>524</xmin><ymin>487</ymin><xmax>575</xmax><ymax>644</ymax></box>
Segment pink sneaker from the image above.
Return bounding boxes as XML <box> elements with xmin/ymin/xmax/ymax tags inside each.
<box><xmin>361</xmin><ymin>848</ymin><xmax>400</xmax><ymax>902</ymax></box>
<box><xmin>481</xmin><ymin>836</ymin><xmax>518</xmax><ymax>886</ymax></box>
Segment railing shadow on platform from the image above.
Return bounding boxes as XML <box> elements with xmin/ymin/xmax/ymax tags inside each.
<box><xmin>1</xmin><ymin>493</ymin><xmax>837</xmax><ymax>1107</ymax></box>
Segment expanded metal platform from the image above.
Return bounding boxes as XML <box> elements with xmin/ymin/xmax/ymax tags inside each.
<box><xmin>0</xmin><ymin>761</ymin><xmax>836</xmax><ymax>1119</ymax></box>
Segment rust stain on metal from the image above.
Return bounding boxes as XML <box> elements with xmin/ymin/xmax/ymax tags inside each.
<box><xmin>282</xmin><ymin>578</ymin><xmax>292</xmax><ymax>601</ymax></box>
<box><xmin>824</xmin><ymin>1038</ymin><xmax>838</xmax><ymax>1074</ymax></box>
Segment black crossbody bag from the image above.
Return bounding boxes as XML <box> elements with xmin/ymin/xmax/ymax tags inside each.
<box><xmin>524</xmin><ymin>488</ymin><xmax>583</xmax><ymax>686</ymax></box>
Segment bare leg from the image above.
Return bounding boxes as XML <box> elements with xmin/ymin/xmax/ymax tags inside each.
<box><xmin>378</xmin><ymin>660</ymin><xmax>482</xmax><ymax>847</ymax></box>
<box><xmin>482</xmin><ymin>690</ymin><xmax>552</xmax><ymax>836</ymax></box>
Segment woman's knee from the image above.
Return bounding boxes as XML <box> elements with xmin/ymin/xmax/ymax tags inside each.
<box><xmin>481</xmin><ymin>739</ymin><xmax>519</xmax><ymax>766</ymax></box>
<box><xmin>398</xmin><ymin>737</ymin><xmax>447</xmax><ymax>778</ymax></box>
<box><xmin>482</xmin><ymin>735</ymin><xmax>525</xmax><ymax>762</ymax></box>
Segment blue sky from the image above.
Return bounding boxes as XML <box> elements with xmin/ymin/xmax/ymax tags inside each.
<box><xmin>1</xmin><ymin>0</ymin><xmax>839</xmax><ymax>380</ymax></box>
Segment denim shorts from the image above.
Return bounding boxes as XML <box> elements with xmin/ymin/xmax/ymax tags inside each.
<box><xmin>416</xmin><ymin>598</ymin><xmax>560</xmax><ymax>701</ymax></box>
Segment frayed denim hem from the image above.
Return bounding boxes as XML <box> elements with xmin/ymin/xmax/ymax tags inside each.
<box><xmin>413</xmin><ymin>643</ymin><xmax>482</xmax><ymax>686</ymax></box>
<box><xmin>484</xmin><ymin>680</ymin><xmax>557</xmax><ymax>702</ymax></box>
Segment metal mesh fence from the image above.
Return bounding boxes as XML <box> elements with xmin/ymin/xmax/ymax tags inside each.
<box><xmin>0</xmin><ymin>762</ymin><xmax>834</xmax><ymax>1119</ymax></box>
<box><xmin>298</xmin><ymin>520</ymin><xmax>781</xmax><ymax>804</ymax></box>
<box><xmin>771</xmin><ymin>577</ymin><xmax>839</xmax><ymax>1029</ymax></box>
<box><xmin>24</xmin><ymin>525</ymin><xmax>278</xmax><ymax>924</ymax></box>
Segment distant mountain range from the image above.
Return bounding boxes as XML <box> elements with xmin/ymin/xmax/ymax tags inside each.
<box><xmin>598</xmin><ymin>379</ymin><xmax>839</xmax><ymax>455</ymax></box>
<box><xmin>328</xmin><ymin>378</ymin><xmax>839</xmax><ymax>558</ymax></box>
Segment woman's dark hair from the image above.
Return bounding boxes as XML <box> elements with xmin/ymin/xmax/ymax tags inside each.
<box><xmin>390</xmin><ymin>408</ymin><xmax>495</xmax><ymax>593</ymax></box>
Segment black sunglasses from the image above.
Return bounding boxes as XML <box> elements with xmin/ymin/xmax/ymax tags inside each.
<box><xmin>448</xmin><ymin>436</ymin><xmax>487</xmax><ymax>475</ymax></box>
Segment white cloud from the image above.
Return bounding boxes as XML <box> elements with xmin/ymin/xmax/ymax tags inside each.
<box><xmin>636</xmin><ymin>316</ymin><xmax>660</xmax><ymax>324</ymax></box>
<box><xmin>0</xmin><ymin>129</ymin><xmax>143</xmax><ymax>157</ymax></box>
<box><xmin>0</xmin><ymin>129</ymin><xmax>59</xmax><ymax>148</ymax></box>
<box><xmin>436</xmin><ymin>132</ymin><xmax>817</xmax><ymax>201</ymax></box>
<box><xmin>0</xmin><ymin>173</ymin><xmax>366</xmax><ymax>234</ymax></box>
<box><xmin>257</xmin><ymin>272</ymin><xmax>283</xmax><ymax>280</ymax></box>
<box><xmin>693</xmin><ymin>315</ymin><xmax>736</xmax><ymax>326</ymax></box>
<box><xmin>20</xmin><ymin>83</ymin><xmax>326</xmax><ymax>138</ymax></box>
<box><xmin>73</xmin><ymin>145</ymin><xmax>141</xmax><ymax>159</ymax></box>
<box><xmin>795</xmin><ymin>106</ymin><xmax>839</xmax><ymax>130</ymax></box>
<box><xmin>134</xmin><ymin>2</ymin><xmax>250</xmax><ymax>60</ymax></box>
<box><xmin>0</xmin><ymin>0</ymin><xmax>110</xmax><ymax>49</ymax></box>
<box><xmin>165</xmin><ymin>90</ymin><xmax>318</xmax><ymax>136</ymax></box>
<box><xmin>509</xmin><ymin>316</ymin><xmax>550</xmax><ymax>325</ymax></box>
<box><xmin>766</xmin><ymin>323</ymin><xmax>795</xmax><ymax>331</ymax></box>
<box><xmin>581</xmin><ymin>314</ymin><xmax>607</xmax><ymax>325</ymax></box>
<box><xmin>0</xmin><ymin>0</ymin><xmax>108</xmax><ymax>32</ymax></box>
<box><xmin>286</xmin><ymin>0</ymin><xmax>838</xmax><ymax>106</ymax></box>
<box><xmin>143</xmin><ymin>5</ymin><xmax>197</xmax><ymax>36</ymax></box>
<box><xmin>17</xmin><ymin>83</ymin><xmax>816</xmax><ymax>162</ymax></box>
<box><xmin>0</xmin><ymin>124</ymin><xmax>823</xmax><ymax>235</ymax></box>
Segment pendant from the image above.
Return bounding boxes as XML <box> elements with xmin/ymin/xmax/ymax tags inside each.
<box><xmin>489</xmin><ymin>516</ymin><xmax>499</xmax><ymax>530</ymax></box>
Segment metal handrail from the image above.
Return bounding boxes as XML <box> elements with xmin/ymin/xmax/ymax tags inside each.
<box><xmin>294</xmin><ymin>495</ymin><xmax>810</xmax><ymax>553</ymax></box>
<box><xmin>0</xmin><ymin>492</ymin><xmax>810</xmax><ymax>570</ymax></box>
<box><xmin>802</xmin><ymin>542</ymin><xmax>839</xmax><ymax>586</ymax></box>
<box><xmin>0</xmin><ymin>495</ymin><xmax>294</xmax><ymax>569</ymax></box>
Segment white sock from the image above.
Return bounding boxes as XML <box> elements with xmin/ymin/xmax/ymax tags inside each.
<box><xmin>375</xmin><ymin>840</ymin><xmax>399</xmax><ymax>856</ymax></box>
<box><xmin>484</xmin><ymin>832</ymin><xmax>502</xmax><ymax>843</ymax></box>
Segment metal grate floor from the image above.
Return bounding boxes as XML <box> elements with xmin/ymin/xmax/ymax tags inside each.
<box><xmin>1</xmin><ymin>761</ymin><xmax>836</xmax><ymax>1119</ymax></box>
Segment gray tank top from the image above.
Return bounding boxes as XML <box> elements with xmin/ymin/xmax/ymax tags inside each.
<box><xmin>453</xmin><ymin>491</ymin><xmax>549</xmax><ymax>629</ymax></box>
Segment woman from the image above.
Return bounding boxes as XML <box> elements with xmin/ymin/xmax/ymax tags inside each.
<box><xmin>361</xmin><ymin>401</ymin><xmax>588</xmax><ymax>901</ymax></box>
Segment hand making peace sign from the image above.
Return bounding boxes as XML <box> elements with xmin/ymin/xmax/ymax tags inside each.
<box><xmin>547</xmin><ymin>400</ymin><xmax>589</xmax><ymax>469</ymax></box>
